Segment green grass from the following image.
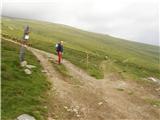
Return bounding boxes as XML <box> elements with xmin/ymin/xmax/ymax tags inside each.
<box><xmin>2</xmin><ymin>16</ymin><xmax>160</xmax><ymax>80</ymax></box>
<box><xmin>52</xmin><ymin>61</ymin><xmax>71</xmax><ymax>78</ymax></box>
<box><xmin>144</xmin><ymin>98</ymin><xmax>160</xmax><ymax>107</ymax></box>
<box><xmin>51</xmin><ymin>61</ymin><xmax>82</xmax><ymax>85</ymax></box>
<box><xmin>1</xmin><ymin>40</ymin><xmax>50</xmax><ymax>120</ymax></box>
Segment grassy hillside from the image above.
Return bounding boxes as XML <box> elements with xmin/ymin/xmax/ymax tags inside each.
<box><xmin>2</xmin><ymin>16</ymin><xmax>160</xmax><ymax>79</ymax></box>
<box><xmin>1</xmin><ymin>40</ymin><xmax>50</xmax><ymax>120</ymax></box>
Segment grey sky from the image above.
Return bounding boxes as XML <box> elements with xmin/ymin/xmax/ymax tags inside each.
<box><xmin>2</xmin><ymin>0</ymin><xmax>159</xmax><ymax>45</ymax></box>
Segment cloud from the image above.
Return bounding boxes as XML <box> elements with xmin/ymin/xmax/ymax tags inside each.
<box><xmin>2</xmin><ymin>0</ymin><xmax>159</xmax><ymax>45</ymax></box>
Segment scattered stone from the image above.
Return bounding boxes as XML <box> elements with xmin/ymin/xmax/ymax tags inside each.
<box><xmin>117</xmin><ymin>81</ymin><xmax>127</xmax><ymax>88</ymax></box>
<box><xmin>146</xmin><ymin>77</ymin><xmax>160</xmax><ymax>84</ymax></box>
<box><xmin>98</xmin><ymin>102</ymin><xmax>103</xmax><ymax>106</ymax></box>
<box><xmin>26</xmin><ymin>65</ymin><xmax>36</xmax><ymax>69</ymax></box>
<box><xmin>76</xmin><ymin>114</ymin><xmax>80</xmax><ymax>117</ymax></box>
<box><xmin>41</xmin><ymin>70</ymin><xmax>47</xmax><ymax>73</ymax></box>
<box><xmin>155</xmin><ymin>88</ymin><xmax>160</xmax><ymax>91</ymax></box>
<box><xmin>21</xmin><ymin>61</ymin><xmax>27</xmax><ymax>67</ymax></box>
<box><xmin>148</xmin><ymin>77</ymin><xmax>157</xmax><ymax>82</ymax></box>
<box><xmin>24</xmin><ymin>69</ymin><xmax>32</xmax><ymax>75</ymax></box>
<box><xmin>64</xmin><ymin>105</ymin><xmax>80</xmax><ymax>116</ymax></box>
<box><xmin>64</xmin><ymin>106</ymin><xmax>68</xmax><ymax>110</ymax></box>
<box><xmin>73</xmin><ymin>108</ymin><xmax>78</xmax><ymax>114</ymax></box>
<box><xmin>44</xmin><ymin>106</ymin><xmax>47</xmax><ymax>109</ymax></box>
<box><xmin>67</xmin><ymin>108</ymin><xmax>72</xmax><ymax>112</ymax></box>
<box><xmin>105</xmin><ymin>56</ymin><xmax>108</xmax><ymax>60</ymax></box>
<box><xmin>153</xmin><ymin>105</ymin><xmax>157</xmax><ymax>107</ymax></box>
<box><xmin>48</xmin><ymin>117</ymin><xmax>55</xmax><ymax>120</ymax></box>
<box><xmin>17</xmin><ymin>114</ymin><xmax>36</xmax><ymax>120</ymax></box>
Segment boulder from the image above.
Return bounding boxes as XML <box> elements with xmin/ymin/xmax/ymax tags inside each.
<box><xmin>26</xmin><ymin>65</ymin><xmax>36</xmax><ymax>69</ymax></box>
<box><xmin>24</xmin><ymin>69</ymin><xmax>32</xmax><ymax>75</ymax></box>
<box><xmin>21</xmin><ymin>61</ymin><xmax>27</xmax><ymax>67</ymax></box>
<box><xmin>17</xmin><ymin>114</ymin><xmax>36</xmax><ymax>120</ymax></box>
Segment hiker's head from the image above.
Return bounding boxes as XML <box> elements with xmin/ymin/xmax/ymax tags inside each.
<box><xmin>60</xmin><ymin>41</ymin><xmax>64</xmax><ymax>45</ymax></box>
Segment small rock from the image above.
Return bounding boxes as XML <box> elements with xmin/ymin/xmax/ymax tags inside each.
<box><xmin>64</xmin><ymin>106</ymin><xmax>68</xmax><ymax>109</ymax></box>
<box><xmin>24</xmin><ymin>69</ymin><xmax>32</xmax><ymax>75</ymax></box>
<box><xmin>73</xmin><ymin>108</ymin><xmax>78</xmax><ymax>114</ymax></box>
<box><xmin>147</xmin><ymin>77</ymin><xmax>158</xmax><ymax>82</ymax></box>
<box><xmin>105</xmin><ymin>56</ymin><xmax>108</xmax><ymax>60</ymax></box>
<box><xmin>98</xmin><ymin>102</ymin><xmax>103</xmax><ymax>106</ymax></box>
<box><xmin>21</xmin><ymin>61</ymin><xmax>27</xmax><ymax>67</ymax></box>
<box><xmin>26</xmin><ymin>65</ymin><xmax>36</xmax><ymax>69</ymax></box>
<box><xmin>41</xmin><ymin>70</ymin><xmax>47</xmax><ymax>73</ymax></box>
<box><xmin>76</xmin><ymin>114</ymin><xmax>80</xmax><ymax>117</ymax></box>
<box><xmin>17</xmin><ymin>114</ymin><xmax>35</xmax><ymax>120</ymax></box>
<box><xmin>153</xmin><ymin>105</ymin><xmax>157</xmax><ymax>107</ymax></box>
<box><xmin>44</xmin><ymin>106</ymin><xmax>47</xmax><ymax>109</ymax></box>
<box><xmin>67</xmin><ymin>108</ymin><xmax>72</xmax><ymax>112</ymax></box>
<box><xmin>156</xmin><ymin>88</ymin><xmax>160</xmax><ymax>91</ymax></box>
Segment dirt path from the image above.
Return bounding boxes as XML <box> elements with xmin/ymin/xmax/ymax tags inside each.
<box><xmin>29</xmin><ymin>47</ymin><xmax>160</xmax><ymax>120</ymax></box>
<box><xmin>3</xmin><ymin>38</ymin><xmax>160</xmax><ymax>120</ymax></box>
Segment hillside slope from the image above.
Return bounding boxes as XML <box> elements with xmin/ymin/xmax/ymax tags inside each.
<box><xmin>1</xmin><ymin>40</ymin><xmax>50</xmax><ymax>120</ymax></box>
<box><xmin>2</xmin><ymin>16</ymin><xmax>160</xmax><ymax>79</ymax></box>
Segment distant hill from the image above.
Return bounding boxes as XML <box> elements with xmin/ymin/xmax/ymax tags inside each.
<box><xmin>2</xmin><ymin>16</ymin><xmax>160</xmax><ymax>79</ymax></box>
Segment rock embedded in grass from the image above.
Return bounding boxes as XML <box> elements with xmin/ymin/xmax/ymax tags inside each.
<box><xmin>24</xmin><ymin>68</ymin><xmax>32</xmax><ymax>75</ymax></box>
<box><xmin>16</xmin><ymin>114</ymin><xmax>36</xmax><ymax>120</ymax></box>
<box><xmin>26</xmin><ymin>65</ymin><xmax>36</xmax><ymax>69</ymax></box>
<box><xmin>21</xmin><ymin>61</ymin><xmax>27</xmax><ymax>67</ymax></box>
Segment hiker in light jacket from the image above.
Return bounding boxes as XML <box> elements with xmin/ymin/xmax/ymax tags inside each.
<box><xmin>23</xmin><ymin>25</ymin><xmax>30</xmax><ymax>44</ymax></box>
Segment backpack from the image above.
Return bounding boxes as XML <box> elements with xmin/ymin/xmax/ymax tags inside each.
<box><xmin>55</xmin><ymin>43</ymin><xmax>58</xmax><ymax>51</ymax></box>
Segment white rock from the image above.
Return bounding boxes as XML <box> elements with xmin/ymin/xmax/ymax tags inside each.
<box><xmin>98</xmin><ymin>102</ymin><xmax>103</xmax><ymax>106</ymax></box>
<box><xmin>26</xmin><ymin>65</ymin><xmax>36</xmax><ymax>69</ymax></box>
<box><xmin>67</xmin><ymin>108</ymin><xmax>72</xmax><ymax>112</ymax></box>
<box><xmin>148</xmin><ymin>77</ymin><xmax>157</xmax><ymax>82</ymax></box>
<box><xmin>44</xmin><ymin>106</ymin><xmax>47</xmax><ymax>109</ymax></box>
<box><xmin>17</xmin><ymin>114</ymin><xmax>36</xmax><ymax>120</ymax></box>
<box><xmin>76</xmin><ymin>114</ymin><xmax>80</xmax><ymax>117</ymax></box>
<box><xmin>21</xmin><ymin>61</ymin><xmax>27</xmax><ymax>67</ymax></box>
<box><xmin>73</xmin><ymin>108</ymin><xmax>78</xmax><ymax>114</ymax></box>
<box><xmin>156</xmin><ymin>88</ymin><xmax>160</xmax><ymax>91</ymax></box>
<box><xmin>24</xmin><ymin>69</ymin><xmax>32</xmax><ymax>75</ymax></box>
<box><xmin>64</xmin><ymin>106</ymin><xmax>68</xmax><ymax>109</ymax></box>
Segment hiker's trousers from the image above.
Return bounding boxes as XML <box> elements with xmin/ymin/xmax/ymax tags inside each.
<box><xmin>57</xmin><ymin>52</ymin><xmax>62</xmax><ymax>64</ymax></box>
